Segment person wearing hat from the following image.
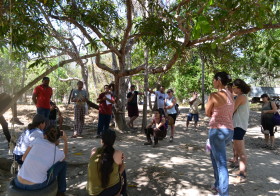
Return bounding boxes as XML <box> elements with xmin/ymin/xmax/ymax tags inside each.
<box><xmin>32</xmin><ymin>77</ymin><xmax>53</xmax><ymax>118</ymax></box>
<box><xmin>260</xmin><ymin>93</ymin><xmax>277</xmax><ymax>149</ymax></box>
<box><xmin>13</xmin><ymin>114</ymin><xmax>46</xmax><ymax>166</ymax></box>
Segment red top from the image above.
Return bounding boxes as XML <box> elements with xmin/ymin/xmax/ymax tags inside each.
<box><xmin>97</xmin><ymin>92</ymin><xmax>115</xmax><ymax>115</ymax></box>
<box><xmin>33</xmin><ymin>85</ymin><xmax>53</xmax><ymax>109</ymax></box>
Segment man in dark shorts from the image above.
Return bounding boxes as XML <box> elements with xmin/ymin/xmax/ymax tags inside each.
<box><xmin>126</xmin><ymin>85</ymin><xmax>143</xmax><ymax>128</ymax></box>
<box><xmin>32</xmin><ymin>77</ymin><xmax>53</xmax><ymax>118</ymax></box>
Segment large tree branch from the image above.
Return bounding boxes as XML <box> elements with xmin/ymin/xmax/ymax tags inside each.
<box><xmin>95</xmin><ymin>54</ymin><xmax>115</xmax><ymax>74</ymax></box>
<box><xmin>188</xmin><ymin>23</ymin><xmax>280</xmax><ymax>47</ymax></box>
<box><xmin>85</xmin><ymin>23</ymin><xmax>121</xmax><ymax>57</ymax></box>
<box><xmin>0</xmin><ymin>51</ymin><xmax>111</xmax><ymax>116</ymax></box>
<box><xmin>120</xmin><ymin>0</ymin><xmax>133</xmax><ymax>55</ymax></box>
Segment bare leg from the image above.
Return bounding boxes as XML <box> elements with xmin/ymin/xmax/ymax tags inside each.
<box><xmin>270</xmin><ymin>136</ymin><xmax>275</xmax><ymax>147</ymax></box>
<box><xmin>186</xmin><ymin>120</ymin><xmax>189</xmax><ymax>130</ymax></box>
<box><xmin>129</xmin><ymin>116</ymin><xmax>138</xmax><ymax>128</ymax></box>
<box><xmin>234</xmin><ymin>140</ymin><xmax>247</xmax><ymax>175</ymax></box>
<box><xmin>264</xmin><ymin>134</ymin><xmax>269</xmax><ymax>145</ymax></box>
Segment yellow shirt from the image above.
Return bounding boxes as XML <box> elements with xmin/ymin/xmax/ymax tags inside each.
<box><xmin>87</xmin><ymin>147</ymin><xmax>120</xmax><ymax>195</ymax></box>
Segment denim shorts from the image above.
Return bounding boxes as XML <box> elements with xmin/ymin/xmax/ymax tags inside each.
<box><xmin>187</xmin><ymin>113</ymin><xmax>199</xmax><ymax>122</ymax></box>
<box><xmin>233</xmin><ymin>127</ymin><xmax>246</xmax><ymax>140</ymax></box>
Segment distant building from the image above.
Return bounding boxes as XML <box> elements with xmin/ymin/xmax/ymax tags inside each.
<box><xmin>250</xmin><ymin>87</ymin><xmax>280</xmax><ymax>98</ymax></box>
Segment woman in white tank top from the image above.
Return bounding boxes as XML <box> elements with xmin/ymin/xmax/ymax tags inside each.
<box><xmin>232</xmin><ymin>79</ymin><xmax>250</xmax><ymax>183</ymax></box>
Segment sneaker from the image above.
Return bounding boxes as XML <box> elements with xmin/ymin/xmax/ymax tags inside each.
<box><xmin>71</xmin><ymin>135</ymin><xmax>77</xmax><ymax>138</ymax></box>
<box><xmin>269</xmin><ymin>146</ymin><xmax>276</xmax><ymax>150</ymax></box>
<box><xmin>152</xmin><ymin>143</ymin><xmax>158</xmax><ymax>148</ymax></box>
<box><xmin>261</xmin><ymin>144</ymin><xmax>269</xmax><ymax>149</ymax></box>
<box><xmin>169</xmin><ymin>136</ymin><xmax>173</xmax><ymax>143</ymax></box>
<box><xmin>144</xmin><ymin>141</ymin><xmax>152</xmax><ymax>145</ymax></box>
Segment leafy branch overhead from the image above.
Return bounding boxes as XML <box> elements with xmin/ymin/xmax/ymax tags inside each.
<box><xmin>0</xmin><ymin>0</ymin><xmax>279</xmax><ymax>89</ymax></box>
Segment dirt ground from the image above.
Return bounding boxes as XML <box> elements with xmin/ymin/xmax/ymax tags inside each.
<box><xmin>0</xmin><ymin>104</ymin><xmax>280</xmax><ymax>196</ymax></box>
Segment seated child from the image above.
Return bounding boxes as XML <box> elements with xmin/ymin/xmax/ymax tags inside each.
<box><xmin>13</xmin><ymin>114</ymin><xmax>46</xmax><ymax>165</ymax></box>
<box><xmin>14</xmin><ymin>126</ymin><xmax>68</xmax><ymax>196</ymax></box>
<box><xmin>144</xmin><ymin>109</ymin><xmax>167</xmax><ymax>147</ymax></box>
<box><xmin>87</xmin><ymin>129</ymin><xmax>127</xmax><ymax>196</ymax></box>
<box><xmin>49</xmin><ymin>101</ymin><xmax>63</xmax><ymax>130</ymax></box>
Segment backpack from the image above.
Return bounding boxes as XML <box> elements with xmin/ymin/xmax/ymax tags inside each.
<box><xmin>175</xmin><ymin>103</ymin><xmax>180</xmax><ymax>116</ymax></box>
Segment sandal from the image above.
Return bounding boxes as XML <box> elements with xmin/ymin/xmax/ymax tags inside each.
<box><xmin>236</xmin><ymin>173</ymin><xmax>247</xmax><ymax>183</ymax></box>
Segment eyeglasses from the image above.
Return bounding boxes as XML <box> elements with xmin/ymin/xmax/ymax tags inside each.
<box><xmin>232</xmin><ymin>86</ymin><xmax>238</xmax><ymax>89</ymax></box>
<box><xmin>167</xmin><ymin>91</ymin><xmax>171</xmax><ymax>93</ymax></box>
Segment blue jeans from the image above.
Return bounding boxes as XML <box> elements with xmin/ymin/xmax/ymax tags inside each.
<box><xmin>208</xmin><ymin>128</ymin><xmax>233</xmax><ymax>196</ymax></box>
<box><xmin>37</xmin><ymin>108</ymin><xmax>50</xmax><ymax>119</ymax></box>
<box><xmin>97</xmin><ymin>113</ymin><xmax>111</xmax><ymax>135</ymax></box>
<box><xmin>15</xmin><ymin>161</ymin><xmax>67</xmax><ymax>193</ymax></box>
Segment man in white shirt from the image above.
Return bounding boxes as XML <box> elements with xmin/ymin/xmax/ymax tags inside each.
<box><xmin>186</xmin><ymin>92</ymin><xmax>202</xmax><ymax>129</ymax></box>
<box><xmin>150</xmin><ymin>85</ymin><xmax>167</xmax><ymax>116</ymax></box>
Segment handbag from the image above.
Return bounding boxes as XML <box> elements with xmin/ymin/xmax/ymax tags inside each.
<box><xmin>273</xmin><ymin>112</ymin><xmax>280</xmax><ymax>126</ymax></box>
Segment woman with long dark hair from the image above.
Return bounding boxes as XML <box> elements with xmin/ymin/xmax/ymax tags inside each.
<box><xmin>87</xmin><ymin>129</ymin><xmax>127</xmax><ymax>196</ymax></box>
<box><xmin>231</xmin><ymin>79</ymin><xmax>250</xmax><ymax>182</ymax></box>
<box><xmin>15</xmin><ymin>126</ymin><xmax>68</xmax><ymax>196</ymax></box>
<box><xmin>205</xmin><ymin>72</ymin><xmax>234</xmax><ymax>196</ymax></box>
<box><xmin>260</xmin><ymin>93</ymin><xmax>277</xmax><ymax>149</ymax></box>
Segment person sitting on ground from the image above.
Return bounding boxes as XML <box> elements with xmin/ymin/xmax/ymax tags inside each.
<box><xmin>49</xmin><ymin>101</ymin><xmax>63</xmax><ymax>131</ymax></box>
<box><xmin>13</xmin><ymin>114</ymin><xmax>46</xmax><ymax>166</ymax></box>
<box><xmin>144</xmin><ymin>109</ymin><xmax>167</xmax><ymax>147</ymax></box>
<box><xmin>186</xmin><ymin>92</ymin><xmax>201</xmax><ymax>130</ymax></box>
<box><xmin>260</xmin><ymin>93</ymin><xmax>277</xmax><ymax>149</ymax></box>
<box><xmin>14</xmin><ymin>126</ymin><xmax>68</xmax><ymax>196</ymax></box>
<box><xmin>87</xmin><ymin>129</ymin><xmax>127</xmax><ymax>196</ymax></box>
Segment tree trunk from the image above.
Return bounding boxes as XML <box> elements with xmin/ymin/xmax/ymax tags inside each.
<box><xmin>200</xmin><ymin>54</ymin><xmax>205</xmax><ymax>111</ymax></box>
<box><xmin>80</xmin><ymin>63</ymin><xmax>89</xmax><ymax>94</ymax></box>
<box><xmin>20</xmin><ymin>62</ymin><xmax>27</xmax><ymax>102</ymax></box>
<box><xmin>141</xmin><ymin>49</ymin><xmax>149</xmax><ymax>130</ymax></box>
<box><xmin>90</xmin><ymin>58</ymin><xmax>98</xmax><ymax>97</ymax></box>
<box><xmin>113</xmin><ymin>75</ymin><xmax>129</xmax><ymax>131</ymax></box>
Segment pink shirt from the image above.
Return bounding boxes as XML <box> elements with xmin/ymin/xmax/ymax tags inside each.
<box><xmin>209</xmin><ymin>89</ymin><xmax>234</xmax><ymax>130</ymax></box>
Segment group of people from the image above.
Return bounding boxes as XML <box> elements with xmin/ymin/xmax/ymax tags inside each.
<box><xmin>1</xmin><ymin>72</ymin><xmax>278</xmax><ymax>196</ymax></box>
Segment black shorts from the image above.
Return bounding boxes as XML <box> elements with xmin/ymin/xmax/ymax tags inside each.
<box><xmin>233</xmin><ymin>127</ymin><xmax>246</xmax><ymax>140</ymax></box>
<box><xmin>168</xmin><ymin>114</ymin><xmax>177</xmax><ymax>123</ymax></box>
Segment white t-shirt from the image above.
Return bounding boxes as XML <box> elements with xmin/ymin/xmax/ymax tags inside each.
<box><xmin>13</xmin><ymin>128</ymin><xmax>44</xmax><ymax>156</ymax></box>
<box><xmin>155</xmin><ymin>91</ymin><xmax>167</xmax><ymax>109</ymax></box>
<box><xmin>18</xmin><ymin>138</ymin><xmax>65</xmax><ymax>183</ymax></box>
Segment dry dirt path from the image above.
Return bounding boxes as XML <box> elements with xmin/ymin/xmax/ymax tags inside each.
<box><xmin>0</xmin><ymin>105</ymin><xmax>280</xmax><ymax>196</ymax></box>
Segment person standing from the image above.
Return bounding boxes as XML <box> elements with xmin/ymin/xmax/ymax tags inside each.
<box><xmin>150</xmin><ymin>85</ymin><xmax>167</xmax><ymax>116</ymax></box>
<box><xmin>205</xmin><ymin>72</ymin><xmax>234</xmax><ymax>196</ymax></box>
<box><xmin>32</xmin><ymin>77</ymin><xmax>53</xmax><ymax>118</ymax></box>
<box><xmin>186</xmin><ymin>92</ymin><xmax>202</xmax><ymax>130</ymax></box>
<box><xmin>126</xmin><ymin>85</ymin><xmax>143</xmax><ymax>128</ymax></box>
<box><xmin>71</xmin><ymin>81</ymin><xmax>88</xmax><ymax>138</ymax></box>
<box><xmin>231</xmin><ymin>79</ymin><xmax>250</xmax><ymax>183</ymax></box>
<box><xmin>96</xmin><ymin>85</ymin><xmax>115</xmax><ymax>138</ymax></box>
<box><xmin>260</xmin><ymin>93</ymin><xmax>277</xmax><ymax>149</ymax></box>
<box><xmin>165</xmin><ymin>89</ymin><xmax>177</xmax><ymax>143</ymax></box>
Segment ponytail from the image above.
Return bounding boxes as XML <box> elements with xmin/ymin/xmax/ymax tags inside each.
<box><xmin>99</xmin><ymin>129</ymin><xmax>116</xmax><ymax>188</ymax></box>
<box><xmin>100</xmin><ymin>145</ymin><xmax>115</xmax><ymax>188</ymax></box>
